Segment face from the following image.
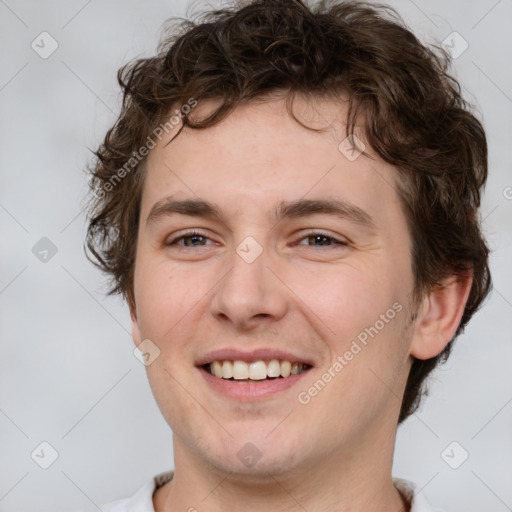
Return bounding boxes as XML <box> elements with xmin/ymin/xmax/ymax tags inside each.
<box><xmin>131</xmin><ymin>96</ymin><xmax>418</xmax><ymax>477</ymax></box>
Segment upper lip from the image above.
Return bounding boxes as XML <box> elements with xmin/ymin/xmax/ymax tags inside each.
<box><xmin>195</xmin><ymin>348</ymin><xmax>315</xmax><ymax>367</ymax></box>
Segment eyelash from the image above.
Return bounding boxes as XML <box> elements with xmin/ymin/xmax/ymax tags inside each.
<box><xmin>166</xmin><ymin>229</ymin><xmax>348</xmax><ymax>248</ymax></box>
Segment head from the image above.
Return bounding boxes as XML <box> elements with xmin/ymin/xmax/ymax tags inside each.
<box><xmin>86</xmin><ymin>0</ymin><xmax>490</xmax><ymax>474</ymax></box>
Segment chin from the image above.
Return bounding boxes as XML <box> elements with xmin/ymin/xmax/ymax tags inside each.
<box><xmin>193</xmin><ymin>428</ymin><xmax>310</xmax><ymax>479</ymax></box>
<box><xmin>207</xmin><ymin>450</ymin><xmax>306</xmax><ymax>482</ymax></box>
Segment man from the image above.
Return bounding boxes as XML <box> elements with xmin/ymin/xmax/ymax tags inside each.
<box><xmin>84</xmin><ymin>0</ymin><xmax>491</xmax><ymax>510</ymax></box>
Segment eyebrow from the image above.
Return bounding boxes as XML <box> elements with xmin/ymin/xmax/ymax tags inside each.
<box><xmin>145</xmin><ymin>197</ymin><xmax>377</xmax><ymax>231</ymax></box>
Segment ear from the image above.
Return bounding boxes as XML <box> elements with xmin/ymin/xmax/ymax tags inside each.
<box><xmin>410</xmin><ymin>273</ymin><xmax>473</xmax><ymax>360</ymax></box>
<box><xmin>129</xmin><ymin>298</ymin><xmax>142</xmax><ymax>347</ymax></box>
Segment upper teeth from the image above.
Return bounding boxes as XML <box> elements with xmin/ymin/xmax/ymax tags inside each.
<box><xmin>209</xmin><ymin>360</ymin><xmax>306</xmax><ymax>380</ymax></box>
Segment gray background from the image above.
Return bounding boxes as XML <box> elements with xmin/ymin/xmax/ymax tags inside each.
<box><xmin>0</xmin><ymin>0</ymin><xmax>511</xmax><ymax>511</ymax></box>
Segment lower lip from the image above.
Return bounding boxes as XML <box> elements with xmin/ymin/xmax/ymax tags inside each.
<box><xmin>198</xmin><ymin>367</ymin><xmax>310</xmax><ymax>401</ymax></box>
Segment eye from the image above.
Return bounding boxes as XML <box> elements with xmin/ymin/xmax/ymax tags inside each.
<box><xmin>166</xmin><ymin>230</ymin><xmax>216</xmax><ymax>247</ymax></box>
<box><xmin>296</xmin><ymin>230</ymin><xmax>348</xmax><ymax>248</ymax></box>
<box><xmin>165</xmin><ymin>229</ymin><xmax>348</xmax><ymax>250</ymax></box>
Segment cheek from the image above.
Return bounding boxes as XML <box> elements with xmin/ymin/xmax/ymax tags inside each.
<box><xmin>296</xmin><ymin>261</ymin><xmax>410</xmax><ymax>385</ymax></box>
<box><xmin>292</xmin><ymin>262</ymin><xmax>395</xmax><ymax>341</ymax></box>
<box><xmin>134</xmin><ymin>258</ymin><xmax>210</xmax><ymax>341</ymax></box>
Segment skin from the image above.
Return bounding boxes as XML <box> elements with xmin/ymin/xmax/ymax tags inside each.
<box><xmin>130</xmin><ymin>96</ymin><xmax>472</xmax><ymax>512</ymax></box>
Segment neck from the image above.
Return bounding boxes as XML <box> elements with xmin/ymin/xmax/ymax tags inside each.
<box><xmin>153</xmin><ymin>432</ymin><xmax>409</xmax><ymax>512</ymax></box>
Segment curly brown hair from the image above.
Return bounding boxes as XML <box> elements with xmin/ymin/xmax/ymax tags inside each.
<box><xmin>86</xmin><ymin>0</ymin><xmax>491</xmax><ymax>423</ymax></box>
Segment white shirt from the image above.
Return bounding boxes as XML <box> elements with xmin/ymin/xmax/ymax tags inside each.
<box><xmin>82</xmin><ymin>472</ymin><xmax>444</xmax><ymax>512</ymax></box>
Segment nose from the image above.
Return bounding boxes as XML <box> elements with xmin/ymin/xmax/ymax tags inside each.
<box><xmin>210</xmin><ymin>244</ymin><xmax>288</xmax><ymax>331</ymax></box>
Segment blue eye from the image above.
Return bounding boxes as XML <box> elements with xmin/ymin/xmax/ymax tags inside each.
<box><xmin>166</xmin><ymin>230</ymin><xmax>348</xmax><ymax>249</ymax></box>
<box><xmin>167</xmin><ymin>231</ymin><xmax>214</xmax><ymax>247</ymax></box>
<box><xmin>297</xmin><ymin>231</ymin><xmax>348</xmax><ymax>248</ymax></box>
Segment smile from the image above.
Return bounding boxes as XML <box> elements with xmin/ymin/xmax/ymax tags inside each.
<box><xmin>196</xmin><ymin>348</ymin><xmax>315</xmax><ymax>400</ymax></box>
<box><xmin>204</xmin><ymin>359</ymin><xmax>311</xmax><ymax>381</ymax></box>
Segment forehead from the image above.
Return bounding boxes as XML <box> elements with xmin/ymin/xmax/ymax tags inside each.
<box><xmin>141</xmin><ymin>96</ymin><xmax>404</xmax><ymax>228</ymax></box>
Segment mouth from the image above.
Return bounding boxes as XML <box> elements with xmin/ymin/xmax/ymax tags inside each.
<box><xmin>202</xmin><ymin>359</ymin><xmax>313</xmax><ymax>382</ymax></box>
<box><xmin>195</xmin><ymin>348</ymin><xmax>315</xmax><ymax>400</ymax></box>
<box><xmin>196</xmin><ymin>352</ymin><xmax>314</xmax><ymax>401</ymax></box>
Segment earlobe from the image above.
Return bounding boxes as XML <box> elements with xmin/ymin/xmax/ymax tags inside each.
<box><xmin>410</xmin><ymin>273</ymin><xmax>473</xmax><ymax>360</ymax></box>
